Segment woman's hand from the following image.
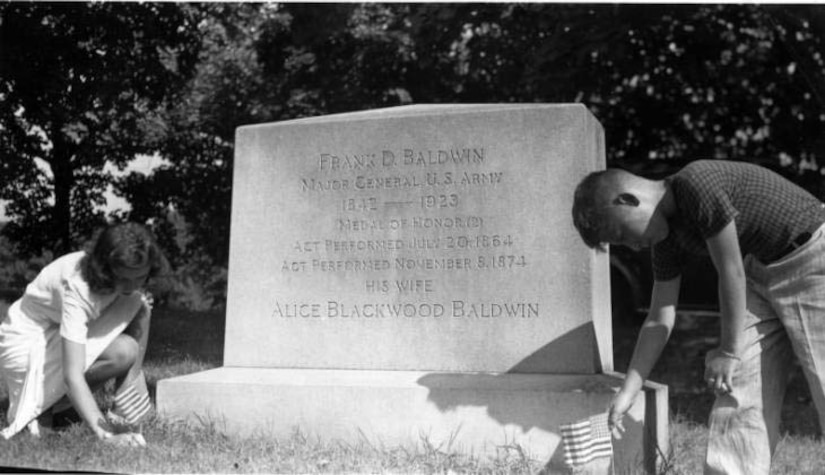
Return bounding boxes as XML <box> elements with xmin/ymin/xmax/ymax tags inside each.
<box><xmin>704</xmin><ymin>348</ymin><xmax>740</xmax><ymax>394</ymax></box>
<box><xmin>101</xmin><ymin>431</ymin><xmax>146</xmax><ymax>447</ymax></box>
<box><xmin>139</xmin><ymin>291</ymin><xmax>154</xmax><ymax>312</ymax></box>
<box><xmin>137</xmin><ymin>292</ymin><xmax>153</xmax><ymax>321</ymax></box>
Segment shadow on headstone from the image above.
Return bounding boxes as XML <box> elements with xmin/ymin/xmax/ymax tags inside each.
<box><xmin>418</xmin><ymin>323</ymin><xmax>648</xmax><ymax>472</ymax></box>
<box><xmin>507</xmin><ymin>323</ymin><xmax>601</xmax><ymax>374</ymax></box>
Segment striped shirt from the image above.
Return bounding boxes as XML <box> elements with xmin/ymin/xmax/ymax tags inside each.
<box><xmin>653</xmin><ymin>160</ymin><xmax>825</xmax><ymax>281</ymax></box>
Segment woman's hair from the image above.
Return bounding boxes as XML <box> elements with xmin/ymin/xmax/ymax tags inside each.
<box><xmin>81</xmin><ymin>222</ymin><xmax>168</xmax><ymax>293</ymax></box>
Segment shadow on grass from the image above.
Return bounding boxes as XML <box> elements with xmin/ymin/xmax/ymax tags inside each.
<box><xmin>145</xmin><ymin>306</ymin><xmax>225</xmax><ymax>366</ymax></box>
<box><xmin>614</xmin><ymin>313</ymin><xmax>821</xmax><ymax>438</ymax></box>
<box><xmin>142</xmin><ymin>306</ymin><xmax>226</xmax><ymax>402</ymax></box>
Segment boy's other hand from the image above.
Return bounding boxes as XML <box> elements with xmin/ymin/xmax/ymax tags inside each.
<box><xmin>607</xmin><ymin>390</ymin><xmax>634</xmax><ymax>439</ymax></box>
<box><xmin>704</xmin><ymin>348</ymin><xmax>740</xmax><ymax>394</ymax></box>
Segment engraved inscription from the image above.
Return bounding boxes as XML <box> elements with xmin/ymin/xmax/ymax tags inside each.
<box><xmin>316</xmin><ymin>148</ymin><xmax>484</xmax><ymax>173</ymax></box>
<box><xmin>277</xmin><ymin>143</ymin><xmax>537</xmax><ymax>321</ymax></box>
<box><xmin>400</xmin><ymin>148</ymin><xmax>485</xmax><ymax>166</ymax></box>
<box><xmin>272</xmin><ymin>300</ymin><xmax>539</xmax><ymax>319</ymax></box>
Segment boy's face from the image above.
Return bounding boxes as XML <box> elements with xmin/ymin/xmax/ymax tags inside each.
<box><xmin>601</xmin><ymin>200</ymin><xmax>669</xmax><ymax>250</ymax></box>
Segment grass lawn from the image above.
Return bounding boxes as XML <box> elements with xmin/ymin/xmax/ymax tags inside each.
<box><xmin>0</xmin><ymin>301</ymin><xmax>823</xmax><ymax>474</ymax></box>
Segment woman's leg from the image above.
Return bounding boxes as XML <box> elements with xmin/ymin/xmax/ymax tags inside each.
<box><xmin>85</xmin><ymin>333</ymin><xmax>139</xmax><ymax>388</ymax></box>
<box><xmin>48</xmin><ymin>333</ymin><xmax>138</xmax><ymax>416</ymax></box>
<box><xmin>109</xmin><ymin>301</ymin><xmax>153</xmax><ymax>426</ymax></box>
<box><xmin>82</xmin><ymin>292</ymin><xmax>149</xmax><ymax>391</ymax></box>
<box><xmin>53</xmin><ymin>323</ymin><xmax>143</xmax><ymax>425</ymax></box>
<box><xmin>118</xmin><ymin>302</ymin><xmax>150</xmax><ymax>387</ymax></box>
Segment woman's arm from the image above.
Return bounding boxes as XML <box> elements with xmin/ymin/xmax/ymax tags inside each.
<box><xmin>62</xmin><ymin>338</ymin><xmax>112</xmax><ymax>439</ymax></box>
<box><xmin>63</xmin><ymin>338</ymin><xmax>147</xmax><ymax>446</ymax></box>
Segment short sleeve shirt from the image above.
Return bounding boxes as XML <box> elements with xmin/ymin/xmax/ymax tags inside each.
<box><xmin>652</xmin><ymin>160</ymin><xmax>825</xmax><ymax>281</ymax></box>
<box><xmin>15</xmin><ymin>251</ymin><xmax>118</xmax><ymax>343</ymax></box>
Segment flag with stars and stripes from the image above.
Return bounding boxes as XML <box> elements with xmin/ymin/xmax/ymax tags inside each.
<box><xmin>559</xmin><ymin>412</ymin><xmax>614</xmax><ymax>468</ymax></box>
<box><xmin>110</xmin><ymin>370</ymin><xmax>153</xmax><ymax>427</ymax></box>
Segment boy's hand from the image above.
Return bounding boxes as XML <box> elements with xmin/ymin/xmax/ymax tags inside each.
<box><xmin>704</xmin><ymin>348</ymin><xmax>740</xmax><ymax>394</ymax></box>
<box><xmin>607</xmin><ymin>389</ymin><xmax>635</xmax><ymax>439</ymax></box>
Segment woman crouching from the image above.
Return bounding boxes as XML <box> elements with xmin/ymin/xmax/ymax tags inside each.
<box><xmin>0</xmin><ymin>222</ymin><xmax>166</xmax><ymax>446</ymax></box>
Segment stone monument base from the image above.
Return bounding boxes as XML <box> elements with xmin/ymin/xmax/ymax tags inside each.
<box><xmin>157</xmin><ymin>368</ymin><xmax>667</xmax><ymax>473</ymax></box>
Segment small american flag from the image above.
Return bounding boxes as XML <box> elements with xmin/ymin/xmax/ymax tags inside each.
<box><xmin>110</xmin><ymin>370</ymin><xmax>153</xmax><ymax>427</ymax></box>
<box><xmin>559</xmin><ymin>412</ymin><xmax>614</xmax><ymax>468</ymax></box>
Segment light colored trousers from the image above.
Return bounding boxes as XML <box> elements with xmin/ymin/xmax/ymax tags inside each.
<box><xmin>705</xmin><ymin>224</ymin><xmax>825</xmax><ymax>475</ymax></box>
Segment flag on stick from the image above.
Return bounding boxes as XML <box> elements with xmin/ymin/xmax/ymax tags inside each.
<box><xmin>109</xmin><ymin>370</ymin><xmax>153</xmax><ymax>427</ymax></box>
<box><xmin>559</xmin><ymin>412</ymin><xmax>614</xmax><ymax>468</ymax></box>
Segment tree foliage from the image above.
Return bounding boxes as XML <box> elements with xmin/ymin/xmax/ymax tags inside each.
<box><xmin>3</xmin><ymin>3</ymin><xmax>824</xmax><ymax>308</ymax></box>
<box><xmin>404</xmin><ymin>5</ymin><xmax>825</xmax><ymax>169</ymax></box>
<box><xmin>0</xmin><ymin>2</ymin><xmax>201</xmax><ymax>254</ymax></box>
<box><xmin>149</xmin><ymin>4</ymin><xmax>823</xmax><ymax>262</ymax></box>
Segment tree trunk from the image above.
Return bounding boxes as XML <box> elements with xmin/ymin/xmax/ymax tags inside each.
<box><xmin>50</xmin><ymin>142</ymin><xmax>74</xmax><ymax>256</ymax></box>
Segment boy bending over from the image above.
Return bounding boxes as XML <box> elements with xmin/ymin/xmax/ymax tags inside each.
<box><xmin>572</xmin><ymin>159</ymin><xmax>825</xmax><ymax>474</ymax></box>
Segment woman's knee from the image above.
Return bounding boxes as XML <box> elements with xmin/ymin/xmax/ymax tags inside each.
<box><xmin>103</xmin><ymin>334</ymin><xmax>139</xmax><ymax>371</ymax></box>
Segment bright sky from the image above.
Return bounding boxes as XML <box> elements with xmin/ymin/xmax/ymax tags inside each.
<box><xmin>0</xmin><ymin>154</ymin><xmax>167</xmax><ymax>221</ymax></box>
<box><xmin>102</xmin><ymin>154</ymin><xmax>168</xmax><ymax>214</ymax></box>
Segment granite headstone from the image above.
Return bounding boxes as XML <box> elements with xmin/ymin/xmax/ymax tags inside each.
<box><xmin>158</xmin><ymin>104</ymin><xmax>668</xmax><ymax>473</ymax></box>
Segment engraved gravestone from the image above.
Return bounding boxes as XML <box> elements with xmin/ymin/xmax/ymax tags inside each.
<box><xmin>224</xmin><ymin>103</ymin><xmax>610</xmax><ymax>374</ymax></box>
<box><xmin>158</xmin><ymin>105</ymin><xmax>668</xmax><ymax>472</ymax></box>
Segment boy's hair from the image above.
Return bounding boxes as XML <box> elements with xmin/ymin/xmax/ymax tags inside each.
<box><xmin>81</xmin><ymin>222</ymin><xmax>168</xmax><ymax>293</ymax></box>
<box><xmin>571</xmin><ymin>169</ymin><xmax>629</xmax><ymax>252</ymax></box>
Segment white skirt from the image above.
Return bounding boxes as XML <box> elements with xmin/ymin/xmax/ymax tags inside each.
<box><xmin>0</xmin><ymin>293</ymin><xmax>142</xmax><ymax>438</ymax></box>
